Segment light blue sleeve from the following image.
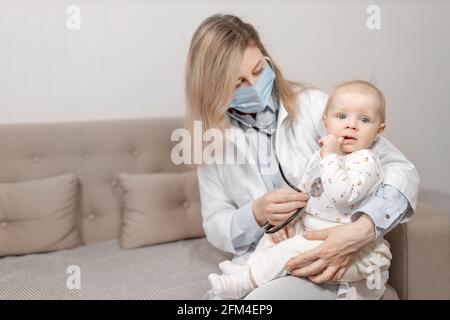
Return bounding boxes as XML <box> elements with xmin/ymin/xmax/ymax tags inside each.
<box><xmin>230</xmin><ymin>202</ymin><xmax>264</xmax><ymax>251</ymax></box>
<box><xmin>354</xmin><ymin>184</ymin><xmax>410</xmax><ymax>239</ymax></box>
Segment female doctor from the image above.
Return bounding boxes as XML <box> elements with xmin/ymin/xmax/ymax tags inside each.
<box><xmin>186</xmin><ymin>14</ymin><xmax>419</xmax><ymax>299</ymax></box>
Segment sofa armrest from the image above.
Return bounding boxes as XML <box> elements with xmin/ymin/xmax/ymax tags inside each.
<box><xmin>385</xmin><ymin>202</ymin><xmax>450</xmax><ymax>299</ymax></box>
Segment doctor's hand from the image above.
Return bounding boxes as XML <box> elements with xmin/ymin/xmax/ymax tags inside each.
<box><xmin>252</xmin><ymin>189</ymin><xmax>308</xmax><ymax>228</ymax></box>
<box><xmin>286</xmin><ymin>214</ymin><xmax>376</xmax><ymax>283</ymax></box>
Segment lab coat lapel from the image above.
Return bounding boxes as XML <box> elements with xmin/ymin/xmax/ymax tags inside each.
<box><xmin>227</xmin><ymin>125</ymin><xmax>267</xmax><ymax>193</ymax></box>
<box><xmin>274</xmin><ymin>100</ymin><xmax>290</xmax><ymax>175</ymax></box>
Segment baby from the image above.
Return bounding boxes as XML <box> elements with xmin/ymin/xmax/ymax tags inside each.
<box><xmin>208</xmin><ymin>80</ymin><xmax>392</xmax><ymax>300</ymax></box>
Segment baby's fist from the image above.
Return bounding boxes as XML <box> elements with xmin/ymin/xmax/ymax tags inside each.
<box><xmin>319</xmin><ymin>134</ymin><xmax>343</xmax><ymax>158</ymax></box>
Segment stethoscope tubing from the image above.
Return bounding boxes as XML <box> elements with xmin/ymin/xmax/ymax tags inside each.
<box><xmin>226</xmin><ymin>110</ymin><xmax>306</xmax><ymax>234</ymax></box>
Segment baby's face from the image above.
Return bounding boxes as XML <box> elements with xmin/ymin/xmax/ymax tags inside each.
<box><xmin>324</xmin><ymin>90</ymin><xmax>385</xmax><ymax>153</ymax></box>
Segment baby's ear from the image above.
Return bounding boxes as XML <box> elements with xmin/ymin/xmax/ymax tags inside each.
<box><xmin>376</xmin><ymin>123</ymin><xmax>386</xmax><ymax>140</ymax></box>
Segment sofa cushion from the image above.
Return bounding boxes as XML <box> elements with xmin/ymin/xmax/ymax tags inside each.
<box><xmin>118</xmin><ymin>171</ymin><xmax>204</xmax><ymax>249</ymax></box>
<box><xmin>0</xmin><ymin>173</ymin><xmax>81</xmax><ymax>257</ymax></box>
<box><xmin>0</xmin><ymin>238</ymin><xmax>231</xmax><ymax>299</ymax></box>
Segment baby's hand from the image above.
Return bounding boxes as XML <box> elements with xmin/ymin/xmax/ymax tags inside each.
<box><xmin>269</xmin><ymin>224</ymin><xmax>294</xmax><ymax>244</ymax></box>
<box><xmin>319</xmin><ymin>134</ymin><xmax>344</xmax><ymax>158</ymax></box>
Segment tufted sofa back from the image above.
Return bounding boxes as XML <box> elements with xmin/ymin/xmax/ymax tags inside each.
<box><xmin>0</xmin><ymin>117</ymin><xmax>192</xmax><ymax>244</ymax></box>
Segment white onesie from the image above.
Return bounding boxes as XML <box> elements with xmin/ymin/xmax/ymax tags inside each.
<box><xmin>300</xmin><ymin>149</ymin><xmax>383</xmax><ymax>223</ymax></box>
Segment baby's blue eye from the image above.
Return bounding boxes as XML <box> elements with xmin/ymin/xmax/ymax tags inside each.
<box><xmin>337</xmin><ymin>114</ymin><xmax>346</xmax><ymax>119</ymax></box>
<box><xmin>361</xmin><ymin>117</ymin><xmax>369</xmax><ymax>123</ymax></box>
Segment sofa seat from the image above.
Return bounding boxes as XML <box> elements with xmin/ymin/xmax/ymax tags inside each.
<box><xmin>1</xmin><ymin>236</ymin><xmax>401</xmax><ymax>300</ymax></box>
<box><xmin>0</xmin><ymin>238</ymin><xmax>231</xmax><ymax>300</ymax></box>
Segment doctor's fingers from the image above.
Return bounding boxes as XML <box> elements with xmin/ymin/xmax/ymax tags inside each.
<box><xmin>289</xmin><ymin>258</ymin><xmax>327</xmax><ymax>278</ymax></box>
<box><xmin>308</xmin><ymin>265</ymin><xmax>340</xmax><ymax>284</ymax></box>
<box><xmin>331</xmin><ymin>266</ymin><xmax>348</xmax><ymax>282</ymax></box>
<box><xmin>286</xmin><ymin>245</ymin><xmax>322</xmax><ymax>271</ymax></box>
<box><xmin>269</xmin><ymin>190</ymin><xmax>309</xmax><ymax>202</ymax></box>
<box><xmin>268</xmin><ymin>201</ymin><xmax>306</xmax><ymax>214</ymax></box>
<box><xmin>268</xmin><ymin>208</ymin><xmax>299</xmax><ymax>223</ymax></box>
<box><xmin>268</xmin><ymin>213</ymin><xmax>293</xmax><ymax>226</ymax></box>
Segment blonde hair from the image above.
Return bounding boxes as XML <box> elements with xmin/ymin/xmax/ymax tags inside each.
<box><xmin>325</xmin><ymin>80</ymin><xmax>386</xmax><ymax>123</ymax></box>
<box><xmin>185</xmin><ymin>14</ymin><xmax>302</xmax><ymax>134</ymax></box>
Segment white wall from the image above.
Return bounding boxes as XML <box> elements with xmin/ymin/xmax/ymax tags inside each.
<box><xmin>0</xmin><ymin>0</ymin><xmax>449</xmax><ymax>209</ymax></box>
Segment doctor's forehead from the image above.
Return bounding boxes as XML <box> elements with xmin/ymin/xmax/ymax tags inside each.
<box><xmin>239</xmin><ymin>46</ymin><xmax>264</xmax><ymax>73</ymax></box>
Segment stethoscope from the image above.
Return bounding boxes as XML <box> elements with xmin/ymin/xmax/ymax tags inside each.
<box><xmin>226</xmin><ymin>110</ymin><xmax>307</xmax><ymax>234</ymax></box>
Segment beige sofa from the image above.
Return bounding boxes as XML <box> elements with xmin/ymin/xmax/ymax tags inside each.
<box><xmin>0</xmin><ymin>117</ymin><xmax>449</xmax><ymax>300</ymax></box>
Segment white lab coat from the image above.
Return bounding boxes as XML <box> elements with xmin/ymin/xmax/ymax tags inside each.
<box><xmin>197</xmin><ymin>89</ymin><xmax>420</xmax><ymax>255</ymax></box>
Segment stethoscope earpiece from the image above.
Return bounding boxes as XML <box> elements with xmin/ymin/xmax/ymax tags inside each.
<box><xmin>264</xmin><ymin>56</ymin><xmax>274</xmax><ymax>70</ymax></box>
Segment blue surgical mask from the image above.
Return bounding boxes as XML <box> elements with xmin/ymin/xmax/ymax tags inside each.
<box><xmin>229</xmin><ymin>63</ymin><xmax>276</xmax><ymax>113</ymax></box>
